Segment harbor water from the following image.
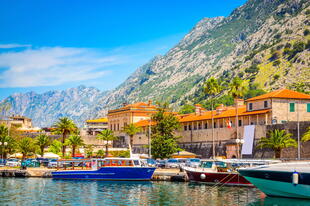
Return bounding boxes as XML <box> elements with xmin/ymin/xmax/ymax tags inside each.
<box><xmin>1</xmin><ymin>178</ymin><xmax>310</xmax><ymax>206</ymax></box>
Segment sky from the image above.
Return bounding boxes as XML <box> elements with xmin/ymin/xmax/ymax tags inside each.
<box><xmin>0</xmin><ymin>0</ymin><xmax>246</xmax><ymax>100</ymax></box>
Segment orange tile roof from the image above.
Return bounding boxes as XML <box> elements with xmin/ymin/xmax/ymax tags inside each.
<box><xmin>178</xmin><ymin>106</ymin><xmax>270</xmax><ymax>123</ymax></box>
<box><xmin>134</xmin><ymin>106</ymin><xmax>270</xmax><ymax>126</ymax></box>
<box><xmin>134</xmin><ymin>119</ymin><xmax>155</xmax><ymax>127</ymax></box>
<box><xmin>247</xmin><ymin>88</ymin><xmax>310</xmax><ymax>101</ymax></box>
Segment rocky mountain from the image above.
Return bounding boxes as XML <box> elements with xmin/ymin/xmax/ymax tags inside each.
<box><xmin>1</xmin><ymin>0</ymin><xmax>310</xmax><ymax>126</ymax></box>
<box><xmin>99</xmin><ymin>0</ymin><xmax>309</xmax><ymax>113</ymax></box>
<box><xmin>0</xmin><ymin>86</ymin><xmax>107</xmax><ymax>127</ymax></box>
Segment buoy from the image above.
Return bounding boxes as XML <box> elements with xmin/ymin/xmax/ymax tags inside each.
<box><xmin>292</xmin><ymin>171</ymin><xmax>299</xmax><ymax>185</ymax></box>
<box><xmin>200</xmin><ymin>174</ymin><xmax>206</xmax><ymax>180</ymax></box>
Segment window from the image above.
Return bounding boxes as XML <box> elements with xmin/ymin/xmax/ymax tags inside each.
<box><xmin>289</xmin><ymin>103</ymin><xmax>295</xmax><ymax>112</ymax></box>
<box><xmin>264</xmin><ymin>101</ymin><xmax>268</xmax><ymax>108</ymax></box>
<box><xmin>214</xmin><ymin>122</ymin><xmax>216</xmax><ymax>128</ymax></box>
<box><xmin>198</xmin><ymin>123</ymin><xmax>201</xmax><ymax>130</ymax></box>
<box><xmin>238</xmin><ymin>119</ymin><xmax>242</xmax><ymax>126</ymax></box>
<box><xmin>249</xmin><ymin>103</ymin><xmax>253</xmax><ymax>111</ymax></box>
<box><xmin>307</xmin><ymin>103</ymin><xmax>310</xmax><ymax>112</ymax></box>
<box><xmin>194</xmin><ymin>124</ymin><xmax>197</xmax><ymax>130</ymax></box>
<box><xmin>188</xmin><ymin>125</ymin><xmax>192</xmax><ymax>130</ymax></box>
<box><xmin>184</xmin><ymin>125</ymin><xmax>187</xmax><ymax>131</ymax></box>
<box><xmin>204</xmin><ymin>123</ymin><xmax>208</xmax><ymax>129</ymax></box>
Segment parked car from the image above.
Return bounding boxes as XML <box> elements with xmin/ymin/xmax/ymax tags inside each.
<box><xmin>146</xmin><ymin>159</ymin><xmax>157</xmax><ymax>167</ymax></box>
<box><xmin>165</xmin><ymin>159</ymin><xmax>179</xmax><ymax>168</ymax></box>
<box><xmin>176</xmin><ymin>158</ymin><xmax>187</xmax><ymax>168</ymax></box>
<box><xmin>156</xmin><ymin>160</ymin><xmax>166</xmax><ymax>168</ymax></box>
<box><xmin>48</xmin><ymin>159</ymin><xmax>58</xmax><ymax>168</ymax></box>
<box><xmin>6</xmin><ymin>159</ymin><xmax>21</xmax><ymax>167</ymax></box>
<box><xmin>185</xmin><ymin>158</ymin><xmax>201</xmax><ymax>168</ymax></box>
<box><xmin>0</xmin><ymin>159</ymin><xmax>6</xmax><ymax>167</ymax></box>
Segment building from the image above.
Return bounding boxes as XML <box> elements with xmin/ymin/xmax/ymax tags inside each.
<box><xmin>133</xmin><ymin>89</ymin><xmax>310</xmax><ymax>158</ymax></box>
<box><xmin>0</xmin><ymin>115</ymin><xmax>33</xmax><ymax>129</ymax></box>
<box><xmin>80</xmin><ymin>117</ymin><xmax>108</xmax><ymax>145</ymax></box>
<box><xmin>107</xmin><ymin>101</ymin><xmax>157</xmax><ymax>148</ymax></box>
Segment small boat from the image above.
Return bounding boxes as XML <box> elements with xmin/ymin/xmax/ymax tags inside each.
<box><xmin>184</xmin><ymin>160</ymin><xmax>252</xmax><ymax>186</ymax></box>
<box><xmin>51</xmin><ymin>158</ymin><xmax>156</xmax><ymax>181</ymax></box>
<box><xmin>238</xmin><ymin>161</ymin><xmax>310</xmax><ymax>199</ymax></box>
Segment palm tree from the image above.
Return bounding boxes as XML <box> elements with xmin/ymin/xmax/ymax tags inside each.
<box><xmin>53</xmin><ymin>117</ymin><xmax>77</xmax><ymax>157</ymax></box>
<box><xmin>96</xmin><ymin>149</ymin><xmax>105</xmax><ymax>158</ymax></box>
<box><xmin>96</xmin><ymin>129</ymin><xmax>117</xmax><ymax>157</ymax></box>
<box><xmin>35</xmin><ymin>134</ymin><xmax>51</xmax><ymax>157</ymax></box>
<box><xmin>257</xmin><ymin>129</ymin><xmax>297</xmax><ymax>158</ymax></box>
<box><xmin>204</xmin><ymin>77</ymin><xmax>222</xmax><ymax>159</ymax></box>
<box><xmin>17</xmin><ymin>137</ymin><xmax>36</xmax><ymax>160</ymax></box>
<box><xmin>302</xmin><ymin>127</ymin><xmax>310</xmax><ymax>142</ymax></box>
<box><xmin>48</xmin><ymin>140</ymin><xmax>62</xmax><ymax>155</ymax></box>
<box><xmin>229</xmin><ymin>77</ymin><xmax>249</xmax><ymax>158</ymax></box>
<box><xmin>65</xmin><ymin>135</ymin><xmax>84</xmax><ymax>158</ymax></box>
<box><xmin>123</xmin><ymin>124</ymin><xmax>141</xmax><ymax>158</ymax></box>
<box><xmin>84</xmin><ymin>144</ymin><xmax>94</xmax><ymax>158</ymax></box>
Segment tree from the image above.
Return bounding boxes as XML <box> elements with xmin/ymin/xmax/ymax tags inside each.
<box><xmin>48</xmin><ymin>140</ymin><xmax>63</xmax><ymax>155</ymax></box>
<box><xmin>229</xmin><ymin>77</ymin><xmax>249</xmax><ymax>158</ymax></box>
<box><xmin>84</xmin><ymin>144</ymin><xmax>94</xmax><ymax>158</ymax></box>
<box><xmin>179</xmin><ymin>105</ymin><xmax>195</xmax><ymax>114</ymax></box>
<box><xmin>65</xmin><ymin>134</ymin><xmax>84</xmax><ymax>158</ymax></box>
<box><xmin>302</xmin><ymin>127</ymin><xmax>310</xmax><ymax>142</ymax></box>
<box><xmin>96</xmin><ymin>129</ymin><xmax>117</xmax><ymax>157</ymax></box>
<box><xmin>17</xmin><ymin>137</ymin><xmax>36</xmax><ymax>160</ymax></box>
<box><xmin>96</xmin><ymin>149</ymin><xmax>105</xmax><ymax>158</ymax></box>
<box><xmin>53</xmin><ymin>117</ymin><xmax>77</xmax><ymax>157</ymax></box>
<box><xmin>35</xmin><ymin>134</ymin><xmax>51</xmax><ymax>157</ymax></box>
<box><xmin>0</xmin><ymin>124</ymin><xmax>16</xmax><ymax>159</ymax></box>
<box><xmin>257</xmin><ymin>129</ymin><xmax>297</xmax><ymax>158</ymax></box>
<box><xmin>204</xmin><ymin>77</ymin><xmax>222</xmax><ymax>158</ymax></box>
<box><xmin>151</xmin><ymin>103</ymin><xmax>181</xmax><ymax>159</ymax></box>
<box><xmin>123</xmin><ymin>124</ymin><xmax>141</xmax><ymax>158</ymax></box>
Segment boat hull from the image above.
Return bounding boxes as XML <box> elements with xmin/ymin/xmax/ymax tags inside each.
<box><xmin>185</xmin><ymin>170</ymin><xmax>252</xmax><ymax>186</ymax></box>
<box><xmin>52</xmin><ymin>167</ymin><xmax>156</xmax><ymax>181</ymax></box>
<box><xmin>239</xmin><ymin>169</ymin><xmax>310</xmax><ymax>199</ymax></box>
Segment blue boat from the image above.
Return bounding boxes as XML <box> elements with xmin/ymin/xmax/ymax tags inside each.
<box><xmin>51</xmin><ymin>158</ymin><xmax>156</xmax><ymax>181</ymax></box>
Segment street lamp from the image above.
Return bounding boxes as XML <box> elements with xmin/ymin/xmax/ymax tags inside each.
<box><xmin>235</xmin><ymin>138</ymin><xmax>244</xmax><ymax>159</ymax></box>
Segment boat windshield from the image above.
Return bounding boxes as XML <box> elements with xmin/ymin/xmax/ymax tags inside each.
<box><xmin>190</xmin><ymin>159</ymin><xmax>200</xmax><ymax>162</ymax></box>
<box><xmin>201</xmin><ymin>161</ymin><xmax>213</xmax><ymax>168</ymax></box>
<box><xmin>215</xmin><ymin>161</ymin><xmax>227</xmax><ymax>168</ymax></box>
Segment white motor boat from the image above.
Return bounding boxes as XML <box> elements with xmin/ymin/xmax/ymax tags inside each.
<box><xmin>238</xmin><ymin>162</ymin><xmax>310</xmax><ymax>199</ymax></box>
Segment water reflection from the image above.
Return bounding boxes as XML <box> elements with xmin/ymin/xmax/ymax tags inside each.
<box><xmin>248</xmin><ymin>196</ymin><xmax>310</xmax><ymax>206</ymax></box>
<box><xmin>0</xmin><ymin>178</ymin><xmax>309</xmax><ymax>205</ymax></box>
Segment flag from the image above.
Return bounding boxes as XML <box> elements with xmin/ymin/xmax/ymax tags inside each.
<box><xmin>226</xmin><ymin>120</ymin><xmax>232</xmax><ymax>128</ymax></box>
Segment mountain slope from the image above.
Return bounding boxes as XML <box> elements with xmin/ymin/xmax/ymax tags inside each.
<box><xmin>98</xmin><ymin>0</ymin><xmax>310</xmax><ymax>113</ymax></box>
<box><xmin>1</xmin><ymin>86</ymin><xmax>107</xmax><ymax>127</ymax></box>
<box><xmin>1</xmin><ymin>0</ymin><xmax>309</xmax><ymax>127</ymax></box>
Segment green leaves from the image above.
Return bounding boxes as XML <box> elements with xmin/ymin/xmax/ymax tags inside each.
<box><xmin>302</xmin><ymin>127</ymin><xmax>310</xmax><ymax>142</ymax></box>
<box><xmin>151</xmin><ymin>103</ymin><xmax>181</xmax><ymax>159</ymax></box>
<box><xmin>228</xmin><ymin>77</ymin><xmax>249</xmax><ymax>99</ymax></box>
<box><xmin>35</xmin><ymin>134</ymin><xmax>51</xmax><ymax>156</ymax></box>
<box><xmin>257</xmin><ymin>129</ymin><xmax>297</xmax><ymax>158</ymax></box>
<box><xmin>17</xmin><ymin>137</ymin><xmax>36</xmax><ymax>159</ymax></box>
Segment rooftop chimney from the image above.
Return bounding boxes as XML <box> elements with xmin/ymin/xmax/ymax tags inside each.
<box><xmin>195</xmin><ymin>104</ymin><xmax>203</xmax><ymax>116</ymax></box>
<box><xmin>234</xmin><ymin>99</ymin><xmax>244</xmax><ymax>107</ymax></box>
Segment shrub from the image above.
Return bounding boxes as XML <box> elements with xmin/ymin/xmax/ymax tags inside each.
<box><xmin>285</xmin><ymin>29</ymin><xmax>293</xmax><ymax>34</ymax></box>
<box><xmin>284</xmin><ymin>43</ymin><xmax>291</xmax><ymax>49</ymax></box>
<box><xmin>273</xmin><ymin>60</ymin><xmax>281</xmax><ymax>66</ymax></box>
<box><xmin>274</xmin><ymin>33</ymin><xmax>281</xmax><ymax>39</ymax></box>
<box><xmin>238</xmin><ymin>72</ymin><xmax>244</xmax><ymax>78</ymax></box>
<box><xmin>306</xmin><ymin>9</ymin><xmax>310</xmax><ymax>15</ymax></box>
<box><xmin>273</xmin><ymin>74</ymin><xmax>280</xmax><ymax>80</ymax></box>
<box><xmin>304</xmin><ymin>29</ymin><xmax>310</xmax><ymax>36</ymax></box>
<box><xmin>245</xmin><ymin>64</ymin><xmax>259</xmax><ymax>73</ymax></box>
<box><xmin>269</xmin><ymin>51</ymin><xmax>280</xmax><ymax>61</ymax></box>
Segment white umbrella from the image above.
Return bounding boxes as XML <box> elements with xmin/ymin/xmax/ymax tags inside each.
<box><xmin>43</xmin><ymin>152</ymin><xmax>60</xmax><ymax>159</ymax></box>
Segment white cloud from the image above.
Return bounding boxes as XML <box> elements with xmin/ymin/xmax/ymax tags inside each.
<box><xmin>0</xmin><ymin>46</ymin><xmax>121</xmax><ymax>87</ymax></box>
<box><xmin>0</xmin><ymin>44</ymin><xmax>32</xmax><ymax>49</ymax></box>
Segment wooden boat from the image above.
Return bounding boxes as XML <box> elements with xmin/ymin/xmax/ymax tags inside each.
<box><xmin>184</xmin><ymin>160</ymin><xmax>252</xmax><ymax>186</ymax></box>
<box><xmin>51</xmin><ymin>158</ymin><xmax>156</xmax><ymax>181</ymax></box>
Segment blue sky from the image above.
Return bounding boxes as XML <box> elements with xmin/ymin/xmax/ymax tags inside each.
<box><xmin>0</xmin><ymin>0</ymin><xmax>246</xmax><ymax>100</ymax></box>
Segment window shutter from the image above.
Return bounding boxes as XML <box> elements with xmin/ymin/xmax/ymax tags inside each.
<box><xmin>289</xmin><ymin>103</ymin><xmax>295</xmax><ymax>112</ymax></box>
